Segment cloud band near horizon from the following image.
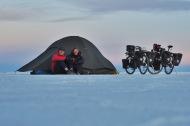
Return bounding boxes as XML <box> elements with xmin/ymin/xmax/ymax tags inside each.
<box><xmin>0</xmin><ymin>0</ymin><xmax>190</xmax><ymax>22</ymax></box>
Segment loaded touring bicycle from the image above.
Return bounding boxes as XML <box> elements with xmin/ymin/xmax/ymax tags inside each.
<box><xmin>122</xmin><ymin>44</ymin><xmax>182</xmax><ymax>75</ymax></box>
<box><xmin>122</xmin><ymin>45</ymin><xmax>149</xmax><ymax>74</ymax></box>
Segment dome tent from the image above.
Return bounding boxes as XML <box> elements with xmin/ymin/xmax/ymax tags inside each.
<box><xmin>17</xmin><ymin>36</ymin><xmax>118</xmax><ymax>74</ymax></box>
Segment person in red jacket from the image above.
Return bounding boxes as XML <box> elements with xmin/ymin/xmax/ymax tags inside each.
<box><xmin>51</xmin><ymin>49</ymin><xmax>69</xmax><ymax>74</ymax></box>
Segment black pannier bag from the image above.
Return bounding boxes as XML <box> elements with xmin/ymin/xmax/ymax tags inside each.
<box><xmin>153</xmin><ymin>44</ymin><xmax>161</xmax><ymax>52</ymax></box>
<box><xmin>122</xmin><ymin>58</ymin><xmax>136</xmax><ymax>68</ymax></box>
<box><xmin>135</xmin><ymin>51</ymin><xmax>144</xmax><ymax>58</ymax></box>
<box><xmin>173</xmin><ymin>53</ymin><xmax>183</xmax><ymax>66</ymax></box>
<box><xmin>126</xmin><ymin>45</ymin><xmax>135</xmax><ymax>52</ymax></box>
<box><xmin>122</xmin><ymin>59</ymin><xmax>129</xmax><ymax>68</ymax></box>
<box><xmin>163</xmin><ymin>51</ymin><xmax>172</xmax><ymax>64</ymax></box>
<box><xmin>153</xmin><ymin>61</ymin><xmax>161</xmax><ymax>71</ymax></box>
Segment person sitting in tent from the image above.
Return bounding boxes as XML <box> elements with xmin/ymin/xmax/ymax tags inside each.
<box><xmin>68</xmin><ymin>48</ymin><xmax>84</xmax><ymax>74</ymax></box>
<box><xmin>51</xmin><ymin>48</ymin><xmax>69</xmax><ymax>74</ymax></box>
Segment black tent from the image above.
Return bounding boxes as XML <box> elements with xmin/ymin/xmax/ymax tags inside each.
<box><xmin>17</xmin><ymin>36</ymin><xmax>118</xmax><ymax>74</ymax></box>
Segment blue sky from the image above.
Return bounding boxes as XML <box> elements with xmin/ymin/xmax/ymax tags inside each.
<box><xmin>0</xmin><ymin>0</ymin><xmax>190</xmax><ymax>72</ymax></box>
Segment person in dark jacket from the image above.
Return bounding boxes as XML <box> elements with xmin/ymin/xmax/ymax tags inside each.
<box><xmin>51</xmin><ymin>49</ymin><xmax>69</xmax><ymax>74</ymax></box>
<box><xmin>68</xmin><ymin>48</ymin><xmax>84</xmax><ymax>74</ymax></box>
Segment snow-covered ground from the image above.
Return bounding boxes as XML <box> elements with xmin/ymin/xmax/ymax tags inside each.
<box><xmin>0</xmin><ymin>72</ymin><xmax>190</xmax><ymax>126</ymax></box>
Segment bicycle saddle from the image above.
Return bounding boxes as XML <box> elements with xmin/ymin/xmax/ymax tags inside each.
<box><xmin>168</xmin><ymin>45</ymin><xmax>173</xmax><ymax>49</ymax></box>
